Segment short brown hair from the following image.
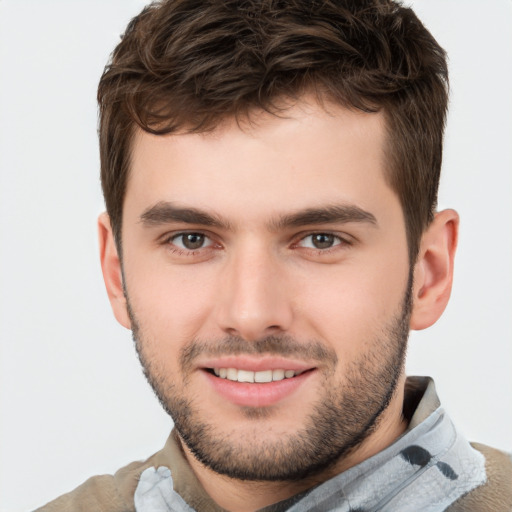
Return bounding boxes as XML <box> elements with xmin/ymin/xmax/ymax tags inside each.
<box><xmin>98</xmin><ymin>0</ymin><xmax>448</xmax><ymax>262</ymax></box>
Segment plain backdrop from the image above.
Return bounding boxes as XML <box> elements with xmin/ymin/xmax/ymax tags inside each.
<box><xmin>0</xmin><ymin>1</ymin><xmax>511</xmax><ymax>510</ymax></box>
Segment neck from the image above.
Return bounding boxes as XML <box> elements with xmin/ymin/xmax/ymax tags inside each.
<box><xmin>180</xmin><ymin>377</ymin><xmax>408</xmax><ymax>512</ymax></box>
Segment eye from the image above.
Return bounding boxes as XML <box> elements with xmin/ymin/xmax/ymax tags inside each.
<box><xmin>297</xmin><ymin>233</ymin><xmax>342</xmax><ymax>250</ymax></box>
<box><xmin>170</xmin><ymin>232</ymin><xmax>213</xmax><ymax>251</ymax></box>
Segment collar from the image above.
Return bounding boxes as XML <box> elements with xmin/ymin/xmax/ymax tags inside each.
<box><xmin>134</xmin><ymin>377</ymin><xmax>486</xmax><ymax>512</ymax></box>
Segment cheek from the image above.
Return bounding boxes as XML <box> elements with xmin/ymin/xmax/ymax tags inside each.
<box><xmin>124</xmin><ymin>257</ymin><xmax>218</xmax><ymax>345</ymax></box>
<box><xmin>294</xmin><ymin>260</ymin><xmax>408</xmax><ymax>357</ymax></box>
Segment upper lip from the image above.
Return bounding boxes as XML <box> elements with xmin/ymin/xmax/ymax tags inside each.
<box><xmin>198</xmin><ymin>356</ymin><xmax>316</xmax><ymax>373</ymax></box>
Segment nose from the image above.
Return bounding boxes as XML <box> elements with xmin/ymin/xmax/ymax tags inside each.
<box><xmin>215</xmin><ymin>243</ymin><xmax>293</xmax><ymax>341</ymax></box>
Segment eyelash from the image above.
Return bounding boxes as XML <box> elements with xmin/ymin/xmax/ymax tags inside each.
<box><xmin>294</xmin><ymin>233</ymin><xmax>351</xmax><ymax>252</ymax></box>
<box><xmin>161</xmin><ymin>231</ymin><xmax>353</xmax><ymax>257</ymax></box>
<box><xmin>163</xmin><ymin>232</ymin><xmax>216</xmax><ymax>257</ymax></box>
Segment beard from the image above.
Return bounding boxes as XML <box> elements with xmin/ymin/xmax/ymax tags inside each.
<box><xmin>127</xmin><ymin>277</ymin><xmax>412</xmax><ymax>482</ymax></box>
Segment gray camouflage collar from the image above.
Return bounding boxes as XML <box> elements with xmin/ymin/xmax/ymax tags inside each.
<box><xmin>134</xmin><ymin>378</ymin><xmax>486</xmax><ymax>512</ymax></box>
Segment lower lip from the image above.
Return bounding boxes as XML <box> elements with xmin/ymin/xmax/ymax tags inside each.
<box><xmin>202</xmin><ymin>370</ymin><xmax>314</xmax><ymax>408</ymax></box>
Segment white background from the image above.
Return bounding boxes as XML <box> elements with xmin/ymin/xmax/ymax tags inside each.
<box><xmin>0</xmin><ymin>1</ymin><xmax>511</xmax><ymax>510</ymax></box>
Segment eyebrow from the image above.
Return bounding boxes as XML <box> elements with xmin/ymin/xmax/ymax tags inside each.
<box><xmin>140</xmin><ymin>201</ymin><xmax>377</xmax><ymax>231</ymax></box>
<box><xmin>269</xmin><ymin>205</ymin><xmax>377</xmax><ymax>231</ymax></box>
<box><xmin>140</xmin><ymin>202</ymin><xmax>231</xmax><ymax>230</ymax></box>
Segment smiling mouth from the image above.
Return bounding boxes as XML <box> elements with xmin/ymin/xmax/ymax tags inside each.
<box><xmin>206</xmin><ymin>368</ymin><xmax>312</xmax><ymax>383</ymax></box>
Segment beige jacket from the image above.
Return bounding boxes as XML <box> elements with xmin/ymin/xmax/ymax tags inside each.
<box><xmin>34</xmin><ymin>432</ymin><xmax>512</xmax><ymax>512</ymax></box>
<box><xmin>35</xmin><ymin>378</ymin><xmax>512</xmax><ymax>512</ymax></box>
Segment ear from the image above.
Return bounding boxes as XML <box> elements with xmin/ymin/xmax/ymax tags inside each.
<box><xmin>98</xmin><ymin>212</ymin><xmax>131</xmax><ymax>329</ymax></box>
<box><xmin>409</xmin><ymin>209</ymin><xmax>459</xmax><ymax>331</ymax></box>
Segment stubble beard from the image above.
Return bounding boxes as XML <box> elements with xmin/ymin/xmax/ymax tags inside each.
<box><xmin>127</xmin><ymin>280</ymin><xmax>412</xmax><ymax>482</ymax></box>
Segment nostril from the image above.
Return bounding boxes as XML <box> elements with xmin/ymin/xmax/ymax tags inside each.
<box><xmin>225</xmin><ymin>327</ymin><xmax>239</xmax><ymax>337</ymax></box>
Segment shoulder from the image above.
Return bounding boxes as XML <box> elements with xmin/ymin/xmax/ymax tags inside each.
<box><xmin>446</xmin><ymin>443</ymin><xmax>512</xmax><ymax>512</ymax></box>
<box><xmin>33</xmin><ymin>450</ymin><xmax>168</xmax><ymax>512</ymax></box>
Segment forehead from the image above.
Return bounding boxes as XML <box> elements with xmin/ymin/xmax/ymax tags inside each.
<box><xmin>125</xmin><ymin>99</ymin><xmax>396</xmax><ymax>227</ymax></box>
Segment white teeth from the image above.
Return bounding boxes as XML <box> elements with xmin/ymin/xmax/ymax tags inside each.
<box><xmin>227</xmin><ymin>368</ymin><xmax>238</xmax><ymax>381</ymax></box>
<box><xmin>272</xmin><ymin>369</ymin><xmax>285</xmax><ymax>381</ymax></box>
<box><xmin>212</xmin><ymin>367</ymin><xmax>301</xmax><ymax>383</ymax></box>
<box><xmin>237</xmin><ymin>369</ymin><xmax>255</xmax><ymax>383</ymax></box>
<box><xmin>254</xmin><ymin>370</ymin><xmax>273</xmax><ymax>383</ymax></box>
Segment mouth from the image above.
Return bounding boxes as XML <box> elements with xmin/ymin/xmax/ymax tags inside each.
<box><xmin>206</xmin><ymin>367</ymin><xmax>309</xmax><ymax>383</ymax></box>
<box><xmin>200</xmin><ymin>359</ymin><xmax>317</xmax><ymax>408</ymax></box>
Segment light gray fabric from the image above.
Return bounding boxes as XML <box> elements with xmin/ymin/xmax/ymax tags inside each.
<box><xmin>134</xmin><ymin>384</ymin><xmax>487</xmax><ymax>512</ymax></box>
<box><xmin>283</xmin><ymin>408</ymin><xmax>486</xmax><ymax>511</ymax></box>
<box><xmin>134</xmin><ymin>467</ymin><xmax>195</xmax><ymax>512</ymax></box>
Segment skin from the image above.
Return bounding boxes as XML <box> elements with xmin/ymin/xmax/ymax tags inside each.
<box><xmin>99</xmin><ymin>98</ymin><xmax>458</xmax><ymax>511</ymax></box>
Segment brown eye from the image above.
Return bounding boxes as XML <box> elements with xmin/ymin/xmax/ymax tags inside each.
<box><xmin>297</xmin><ymin>233</ymin><xmax>348</xmax><ymax>251</ymax></box>
<box><xmin>297</xmin><ymin>233</ymin><xmax>344</xmax><ymax>250</ymax></box>
<box><xmin>172</xmin><ymin>233</ymin><xmax>209</xmax><ymax>250</ymax></box>
<box><xmin>311</xmin><ymin>234</ymin><xmax>336</xmax><ymax>249</ymax></box>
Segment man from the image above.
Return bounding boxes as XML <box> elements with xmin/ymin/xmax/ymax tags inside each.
<box><xmin>35</xmin><ymin>0</ymin><xmax>511</xmax><ymax>510</ymax></box>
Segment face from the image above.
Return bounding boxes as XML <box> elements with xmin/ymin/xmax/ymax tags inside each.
<box><xmin>119</xmin><ymin>100</ymin><xmax>412</xmax><ymax>480</ymax></box>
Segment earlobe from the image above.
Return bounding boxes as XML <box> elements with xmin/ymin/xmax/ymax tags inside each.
<box><xmin>410</xmin><ymin>209</ymin><xmax>459</xmax><ymax>331</ymax></box>
<box><xmin>98</xmin><ymin>213</ymin><xmax>131</xmax><ymax>329</ymax></box>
